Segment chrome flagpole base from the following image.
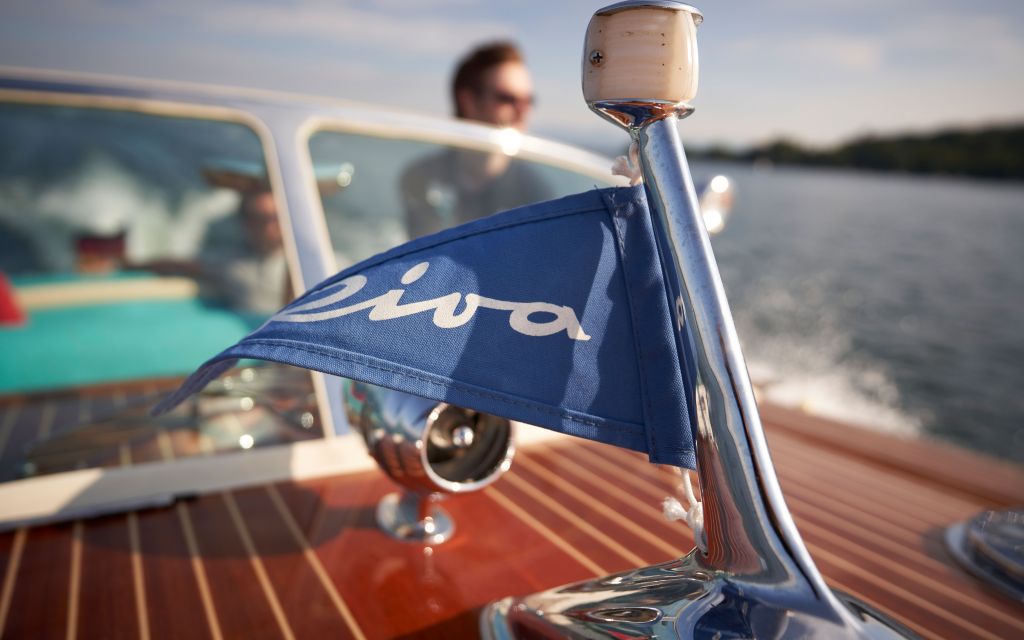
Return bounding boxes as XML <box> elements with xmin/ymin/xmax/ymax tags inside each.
<box><xmin>481</xmin><ymin>552</ymin><xmax>916</xmax><ymax>639</ymax></box>
<box><xmin>376</xmin><ymin>492</ymin><xmax>454</xmax><ymax>545</ymax></box>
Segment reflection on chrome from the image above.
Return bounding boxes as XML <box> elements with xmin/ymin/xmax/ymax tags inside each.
<box><xmin>343</xmin><ymin>381</ymin><xmax>515</xmax><ymax>545</ymax></box>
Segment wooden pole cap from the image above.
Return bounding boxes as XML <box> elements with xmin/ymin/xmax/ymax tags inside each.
<box><xmin>583</xmin><ymin>2</ymin><xmax>701</xmax><ymax>105</ymax></box>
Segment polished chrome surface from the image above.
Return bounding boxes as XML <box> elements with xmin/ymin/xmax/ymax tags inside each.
<box><xmin>485</xmin><ymin>1</ymin><xmax>912</xmax><ymax>636</ymax></box>
<box><xmin>596</xmin><ymin>0</ymin><xmax>703</xmax><ymax>23</ymax></box>
<box><xmin>483</xmin><ymin>553</ymin><xmax>916</xmax><ymax>639</ymax></box>
<box><xmin>345</xmin><ymin>381</ymin><xmax>515</xmax><ymax>543</ymax></box>
<box><xmin>589</xmin><ymin>99</ymin><xmax>694</xmax><ymax>133</ymax></box>
<box><xmin>946</xmin><ymin>508</ymin><xmax>1024</xmax><ymax>602</ymax></box>
<box><xmin>639</xmin><ymin>115</ymin><xmax>828</xmax><ymax>589</ymax></box>
<box><xmin>346</xmin><ymin>382</ymin><xmax>515</xmax><ymax>495</ymax></box>
<box><xmin>376</xmin><ymin>492</ymin><xmax>455</xmax><ymax>545</ymax></box>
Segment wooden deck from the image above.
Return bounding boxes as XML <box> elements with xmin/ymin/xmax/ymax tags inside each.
<box><xmin>0</xmin><ymin>403</ymin><xmax>1021</xmax><ymax>639</ymax></box>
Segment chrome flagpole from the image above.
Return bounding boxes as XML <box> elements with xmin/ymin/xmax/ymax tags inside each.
<box><xmin>483</xmin><ymin>2</ymin><xmax>914</xmax><ymax>636</ymax></box>
<box><xmin>585</xmin><ymin>0</ymin><xmax>833</xmax><ymax>600</ymax></box>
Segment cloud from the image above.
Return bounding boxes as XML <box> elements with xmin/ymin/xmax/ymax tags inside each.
<box><xmin>896</xmin><ymin>13</ymin><xmax>1024</xmax><ymax>64</ymax></box>
<box><xmin>196</xmin><ymin>3</ymin><xmax>513</xmax><ymax>57</ymax></box>
<box><xmin>732</xmin><ymin>34</ymin><xmax>885</xmax><ymax>72</ymax></box>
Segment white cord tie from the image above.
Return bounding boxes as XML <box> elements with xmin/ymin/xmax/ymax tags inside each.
<box><xmin>662</xmin><ymin>470</ymin><xmax>706</xmax><ymax>552</ymax></box>
<box><xmin>611</xmin><ymin>141</ymin><xmax>643</xmax><ymax>185</ymax></box>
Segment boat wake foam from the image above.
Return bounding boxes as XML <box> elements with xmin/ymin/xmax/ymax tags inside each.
<box><xmin>743</xmin><ymin>333</ymin><xmax>922</xmax><ymax>439</ymax></box>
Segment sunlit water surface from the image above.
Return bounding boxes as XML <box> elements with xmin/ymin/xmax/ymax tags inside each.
<box><xmin>693</xmin><ymin>161</ymin><xmax>1024</xmax><ymax>464</ymax></box>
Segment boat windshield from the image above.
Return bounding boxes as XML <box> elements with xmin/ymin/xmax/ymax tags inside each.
<box><xmin>0</xmin><ymin>101</ymin><xmax>323</xmax><ymax>484</ymax></box>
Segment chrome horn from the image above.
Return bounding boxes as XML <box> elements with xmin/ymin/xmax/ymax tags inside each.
<box><xmin>483</xmin><ymin>2</ymin><xmax>912</xmax><ymax>637</ymax></box>
<box><xmin>344</xmin><ymin>381</ymin><xmax>515</xmax><ymax>544</ymax></box>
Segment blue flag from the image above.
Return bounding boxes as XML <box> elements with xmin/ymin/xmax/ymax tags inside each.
<box><xmin>155</xmin><ymin>185</ymin><xmax>697</xmax><ymax>468</ymax></box>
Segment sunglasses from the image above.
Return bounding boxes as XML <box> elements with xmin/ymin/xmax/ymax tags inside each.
<box><xmin>480</xmin><ymin>88</ymin><xmax>536</xmax><ymax>109</ymax></box>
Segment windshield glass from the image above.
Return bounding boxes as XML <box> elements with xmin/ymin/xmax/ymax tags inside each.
<box><xmin>0</xmin><ymin>101</ymin><xmax>322</xmax><ymax>482</ymax></box>
<box><xmin>308</xmin><ymin>129</ymin><xmax>610</xmax><ymax>268</ymax></box>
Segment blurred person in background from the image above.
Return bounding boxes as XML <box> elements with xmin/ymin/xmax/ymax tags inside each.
<box><xmin>401</xmin><ymin>41</ymin><xmax>552</xmax><ymax>238</ymax></box>
<box><xmin>200</xmin><ymin>189</ymin><xmax>289</xmax><ymax>315</ymax></box>
<box><xmin>131</xmin><ymin>188</ymin><xmax>289</xmax><ymax>316</ymax></box>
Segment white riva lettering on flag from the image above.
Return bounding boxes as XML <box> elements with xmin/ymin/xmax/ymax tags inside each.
<box><xmin>272</xmin><ymin>262</ymin><xmax>591</xmax><ymax>341</ymax></box>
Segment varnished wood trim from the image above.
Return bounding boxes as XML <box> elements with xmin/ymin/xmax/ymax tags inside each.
<box><xmin>768</xmin><ymin>429</ymin><xmax>980</xmax><ymax>511</ymax></box>
<box><xmin>264</xmin><ymin>484</ymin><xmax>366</xmax><ymax>640</ymax></box>
<box><xmin>0</xmin><ymin>527</ymin><xmax>26</xmax><ymax>634</ymax></box>
<box><xmin>785</xmin><ymin>492</ymin><xmax>1024</xmax><ymax>630</ymax></box>
<box><xmin>803</xmin><ymin>539</ymin><xmax>1005</xmax><ymax>640</ymax></box>
<box><xmin>777</xmin><ymin>464</ymin><xmax>938</xmax><ymax>541</ymax></box>
<box><xmin>784</xmin><ymin>485</ymin><xmax>1024</xmax><ymax>624</ymax></box>
<box><xmin>65</xmin><ymin>521</ymin><xmax>82</xmax><ymax>640</ymax></box>
<box><xmin>782</xmin><ymin>474</ymin><xmax>1021</xmax><ymax>620</ymax></box>
<box><xmin>126</xmin><ymin>512</ymin><xmax>151</xmax><ymax>640</ymax></box>
<box><xmin>515</xmin><ymin>456</ymin><xmax>682</xmax><ymax>558</ymax></box>
<box><xmin>761</xmin><ymin>403</ymin><xmax>1024</xmax><ymax>505</ymax></box>
<box><xmin>566</xmin><ymin>444</ymin><xmax>677</xmax><ymax>498</ymax></box>
<box><xmin>222</xmin><ymin>492</ymin><xmax>296</xmax><ymax>640</ymax></box>
<box><xmin>770</xmin><ymin>435</ymin><xmax>980</xmax><ymax>522</ymax></box>
<box><xmin>484</xmin><ymin>486</ymin><xmax>607</xmax><ymax>576</ymax></box>
<box><xmin>176</xmin><ymin>502</ymin><xmax>224</xmax><ymax>640</ymax></box>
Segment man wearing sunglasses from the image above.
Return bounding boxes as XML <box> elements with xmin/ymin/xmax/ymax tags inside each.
<box><xmin>402</xmin><ymin>42</ymin><xmax>552</xmax><ymax>239</ymax></box>
<box><xmin>452</xmin><ymin>41</ymin><xmax>536</xmax><ymax>132</ymax></box>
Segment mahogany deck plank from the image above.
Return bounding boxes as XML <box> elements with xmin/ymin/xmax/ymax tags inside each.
<box><xmin>509</xmin><ymin>456</ymin><xmax>677</xmax><ymax>565</ymax></box>
<box><xmin>0</xmin><ymin>529</ymin><xmax>25</xmax><ymax>638</ymax></box>
<box><xmin>780</xmin><ymin>475</ymin><xmax>1024</xmax><ymax>623</ymax></box>
<box><xmin>761</xmin><ymin>404</ymin><xmax>1024</xmax><ymax>506</ymax></box>
<box><xmin>135</xmin><ymin>505</ymin><xmax>215</xmax><ymax>640</ymax></box>
<box><xmin>77</xmin><ymin>515</ymin><xmax>138</xmax><ymax>640</ymax></box>
<box><xmin>494</xmin><ymin>474</ymin><xmax>634</xmax><ymax>576</ymax></box>
<box><xmin>229</xmin><ymin>486</ymin><xmax>359</xmax><ymax>639</ymax></box>
<box><xmin>0</xmin><ymin>398</ymin><xmax>1020</xmax><ymax>639</ymax></box>
<box><xmin>571</xmin><ymin>432</ymin><xmax>1022</xmax><ymax>640</ymax></box>
<box><xmin>185</xmin><ymin>493</ymin><xmax>293</xmax><ymax>640</ymax></box>
<box><xmin>1</xmin><ymin>525</ymin><xmax>72</xmax><ymax>640</ymax></box>
<box><xmin>0</xmin><ymin>529</ymin><xmax>15</xmax><ymax>604</ymax></box>
<box><xmin>541</xmin><ymin>445</ymin><xmax>697</xmax><ymax>551</ymax></box>
<box><xmin>276</xmin><ymin>470</ymin><xmax>593</xmax><ymax>638</ymax></box>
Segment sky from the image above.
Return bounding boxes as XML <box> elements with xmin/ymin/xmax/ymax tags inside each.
<box><xmin>2</xmin><ymin>0</ymin><xmax>1023</xmax><ymax>152</ymax></box>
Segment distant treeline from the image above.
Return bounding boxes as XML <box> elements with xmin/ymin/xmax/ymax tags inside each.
<box><xmin>691</xmin><ymin>124</ymin><xmax>1024</xmax><ymax>180</ymax></box>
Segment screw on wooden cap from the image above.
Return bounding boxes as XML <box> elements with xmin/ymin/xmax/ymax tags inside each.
<box><xmin>583</xmin><ymin>2</ymin><xmax>701</xmax><ymax>105</ymax></box>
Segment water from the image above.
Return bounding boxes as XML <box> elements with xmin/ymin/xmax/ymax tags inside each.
<box><xmin>695</xmin><ymin>160</ymin><xmax>1024</xmax><ymax>465</ymax></box>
